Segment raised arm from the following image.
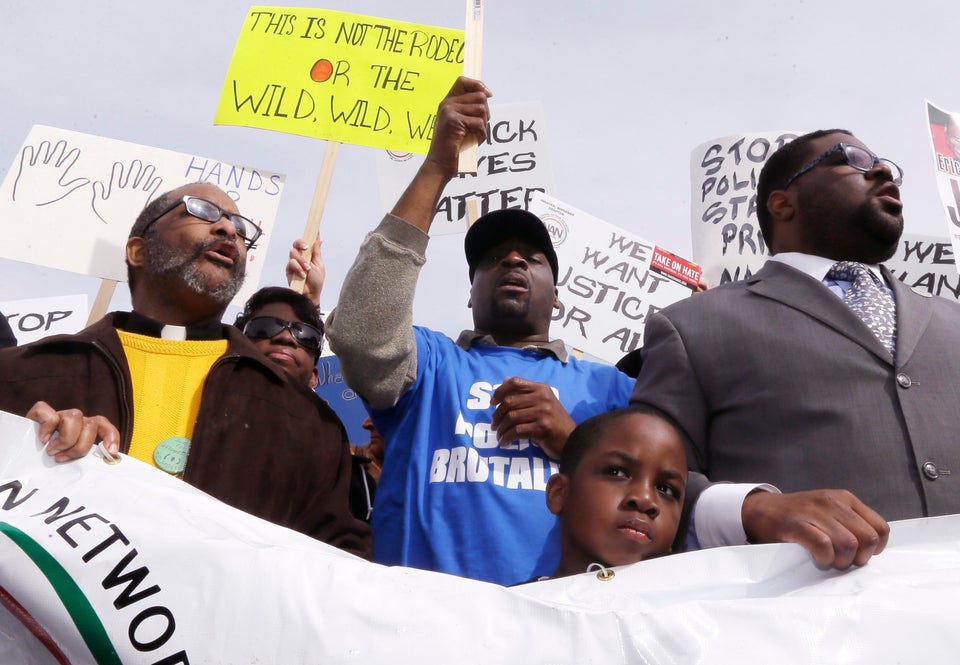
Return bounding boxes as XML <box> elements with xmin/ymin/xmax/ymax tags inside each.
<box><xmin>326</xmin><ymin>77</ymin><xmax>491</xmax><ymax>409</ymax></box>
<box><xmin>391</xmin><ymin>76</ymin><xmax>492</xmax><ymax>230</ymax></box>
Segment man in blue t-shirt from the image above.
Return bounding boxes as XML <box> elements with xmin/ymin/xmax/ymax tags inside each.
<box><xmin>351</xmin><ymin>205</ymin><xmax>637</xmax><ymax>584</ymax></box>
<box><xmin>318</xmin><ymin>79</ymin><xmax>645</xmax><ymax>584</ymax></box>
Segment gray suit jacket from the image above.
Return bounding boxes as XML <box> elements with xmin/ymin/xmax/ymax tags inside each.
<box><xmin>631</xmin><ymin>260</ymin><xmax>960</xmax><ymax>520</ymax></box>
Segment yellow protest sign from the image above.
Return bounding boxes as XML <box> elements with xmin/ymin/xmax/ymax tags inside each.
<box><xmin>215</xmin><ymin>7</ymin><xmax>465</xmax><ymax>154</ymax></box>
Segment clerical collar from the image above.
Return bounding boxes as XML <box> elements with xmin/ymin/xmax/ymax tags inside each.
<box><xmin>122</xmin><ymin>311</ymin><xmax>226</xmax><ymax>341</ymax></box>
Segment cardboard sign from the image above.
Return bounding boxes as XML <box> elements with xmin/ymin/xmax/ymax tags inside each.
<box><xmin>528</xmin><ymin>192</ymin><xmax>696</xmax><ymax>364</ymax></box>
<box><xmin>2</xmin><ymin>409</ymin><xmax>960</xmax><ymax>663</ymax></box>
<box><xmin>690</xmin><ymin>131</ymin><xmax>801</xmax><ymax>286</ymax></box>
<box><xmin>0</xmin><ymin>126</ymin><xmax>284</xmax><ymax>303</ymax></box>
<box><xmin>376</xmin><ymin>102</ymin><xmax>555</xmax><ymax>234</ymax></box>
<box><xmin>215</xmin><ymin>7</ymin><xmax>464</xmax><ymax>154</ymax></box>
<box><xmin>925</xmin><ymin>100</ymin><xmax>960</xmax><ymax>269</ymax></box>
<box><xmin>0</xmin><ymin>295</ymin><xmax>88</xmax><ymax>345</ymax></box>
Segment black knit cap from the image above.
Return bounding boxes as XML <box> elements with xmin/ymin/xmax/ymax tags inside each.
<box><xmin>464</xmin><ymin>209</ymin><xmax>559</xmax><ymax>284</ymax></box>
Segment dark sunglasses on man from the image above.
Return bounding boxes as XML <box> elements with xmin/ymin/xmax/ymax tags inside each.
<box><xmin>243</xmin><ymin>316</ymin><xmax>324</xmax><ymax>353</ymax></box>
<box><xmin>142</xmin><ymin>195</ymin><xmax>264</xmax><ymax>249</ymax></box>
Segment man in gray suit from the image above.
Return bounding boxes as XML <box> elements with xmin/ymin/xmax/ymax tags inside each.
<box><xmin>632</xmin><ymin>129</ymin><xmax>960</xmax><ymax>566</ymax></box>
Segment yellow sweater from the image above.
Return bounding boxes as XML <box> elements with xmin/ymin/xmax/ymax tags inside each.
<box><xmin>118</xmin><ymin>330</ymin><xmax>227</xmax><ymax>473</ymax></box>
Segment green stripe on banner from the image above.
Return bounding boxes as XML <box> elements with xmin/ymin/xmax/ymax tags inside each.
<box><xmin>1</xmin><ymin>522</ymin><xmax>122</xmax><ymax>665</ymax></box>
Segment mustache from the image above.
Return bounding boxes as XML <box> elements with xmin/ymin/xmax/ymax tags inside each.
<box><xmin>192</xmin><ymin>238</ymin><xmax>244</xmax><ymax>275</ymax></box>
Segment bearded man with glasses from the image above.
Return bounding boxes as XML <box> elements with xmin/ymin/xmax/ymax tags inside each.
<box><xmin>0</xmin><ymin>182</ymin><xmax>371</xmax><ymax>558</ymax></box>
<box><xmin>632</xmin><ymin>129</ymin><xmax>960</xmax><ymax>569</ymax></box>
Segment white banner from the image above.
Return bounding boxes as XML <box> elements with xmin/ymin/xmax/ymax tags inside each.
<box><xmin>2</xmin><ymin>409</ymin><xmax>959</xmax><ymax>664</ymax></box>
<box><xmin>0</xmin><ymin>125</ymin><xmax>285</xmax><ymax>303</ymax></box>
<box><xmin>530</xmin><ymin>192</ymin><xmax>695</xmax><ymax>364</ymax></box>
<box><xmin>376</xmin><ymin>102</ymin><xmax>555</xmax><ymax>235</ymax></box>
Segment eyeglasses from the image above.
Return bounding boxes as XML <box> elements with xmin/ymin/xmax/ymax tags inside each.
<box><xmin>243</xmin><ymin>316</ymin><xmax>324</xmax><ymax>353</ymax></box>
<box><xmin>141</xmin><ymin>196</ymin><xmax>263</xmax><ymax>249</ymax></box>
<box><xmin>785</xmin><ymin>143</ymin><xmax>903</xmax><ymax>189</ymax></box>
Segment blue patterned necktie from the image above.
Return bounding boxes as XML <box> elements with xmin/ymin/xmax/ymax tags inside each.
<box><xmin>826</xmin><ymin>261</ymin><xmax>897</xmax><ymax>360</ymax></box>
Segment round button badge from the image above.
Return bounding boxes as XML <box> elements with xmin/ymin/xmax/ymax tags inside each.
<box><xmin>154</xmin><ymin>436</ymin><xmax>191</xmax><ymax>475</ymax></box>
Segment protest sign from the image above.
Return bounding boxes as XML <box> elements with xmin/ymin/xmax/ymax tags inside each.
<box><xmin>2</xmin><ymin>409</ymin><xmax>959</xmax><ymax>664</ymax></box>
<box><xmin>215</xmin><ymin>7</ymin><xmax>464</xmax><ymax>154</ymax></box>
<box><xmin>925</xmin><ymin>100</ymin><xmax>960</xmax><ymax>268</ymax></box>
<box><xmin>690</xmin><ymin>131</ymin><xmax>800</xmax><ymax>286</ymax></box>
<box><xmin>376</xmin><ymin>102</ymin><xmax>554</xmax><ymax>234</ymax></box>
<box><xmin>886</xmin><ymin>232</ymin><xmax>960</xmax><ymax>301</ymax></box>
<box><xmin>0</xmin><ymin>295</ymin><xmax>88</xmax><ymax>345</ymax></box>
<box><xmin>0</xmin><ymin>126</ymin><xmax>284</xmax><ymax>303</ymax></box>
<box><xmin>528</xmin><ymin>192</ymin><xmax>696</xmax><ymax>364</ymax></box>
<box><xmin>314</xmin><ymin>352</ymin><xmax>369</xmax><ymax>444</ymax></box>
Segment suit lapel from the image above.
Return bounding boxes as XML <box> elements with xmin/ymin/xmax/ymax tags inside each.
<box><xmin>745</xmin><ymin>261</ymin><xmax>894</xmax><ymax>364</ymax></box>
<box><xmin>883</xmin><ymin>265</ymin><xmax>933</xmax><ymax>366</ymax></box>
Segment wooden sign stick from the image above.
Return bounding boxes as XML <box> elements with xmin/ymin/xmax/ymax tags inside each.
<box><xmin>290</xmin><ymin>140</ymin><xmax>341</xmax><ymax>294</ymax></box>
<box><xmin>457</xmin><ymin>0</ymin><xmax>485</xmax><ymax>177</ymax></box>
<box><xmin>466</xmin><ymin>198</ymin><xmax>481</xmax><ymax>225</ymax></box>
<box><xmin>86</xmin><ymin>279</ymin><xmax>118</xmax><ymax>326</ymax></box>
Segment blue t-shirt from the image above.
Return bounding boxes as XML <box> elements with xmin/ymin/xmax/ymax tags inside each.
<box><xmin>370</xmin><ymin>327</ymin><xmax>634</xmax><ymax>586</ymax></box>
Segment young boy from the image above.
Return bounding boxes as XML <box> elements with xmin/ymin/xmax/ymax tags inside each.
<box><xmin>544</xmin><ymin>406</ymin><xmax>687</xmax><ymax>579</ymax></box>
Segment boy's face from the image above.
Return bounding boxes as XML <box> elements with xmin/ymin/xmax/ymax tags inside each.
<box><xmin>548</xmin><ymin>413</ymin><xmax>687</xmax><ymax>574</ymax></box>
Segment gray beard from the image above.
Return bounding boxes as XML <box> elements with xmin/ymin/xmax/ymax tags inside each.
<box><xmin>145</xmin><ymin>237</ymin><xmax>245</xmax><ymax>305</ymax></box>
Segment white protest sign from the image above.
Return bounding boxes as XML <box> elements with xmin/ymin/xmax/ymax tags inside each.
<box><xmin>690</xmin><ymin>131</ymin><xmax>800</xmax><ymax>286</ymax></box>
<box><xmin>0</xmin><ymin>294</ymin><xmax>88</xmax><ymax>345</ymax></box>
<box><xmin>529</xmin><ymin>192</ymin><xmax>696</xmax><ymax>364</ymax></box>
<box><xmin>886</xmin><ymin>232</ymin><xmax>960</xmax><ymax>301</ymax></box>
<box><xmin>925</xmin><ymin>100</ymin><xmax>960</xmax><ymax>268</ymax></box>
<box><xmin>0</xmin><ymin>125</ymin><xmax>285</xmax><ymax>303</ymax></box>
<box><xmin>2</xmin><ymin>409</ymin><xmax>960</xmax><ymax>663</ymax></box>
<box><xmin>376</xmin><ymin>102</ymin><xmax>554</xmax><ymax>235</ymax></box>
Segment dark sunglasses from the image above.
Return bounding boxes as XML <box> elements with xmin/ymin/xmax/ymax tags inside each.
<box><xmin>141</xmin><ymin>195</ymin><xmax>264</xmax><ymax>249</ymax></box>
<box><xmin>243</xmin><ymin>316</ymin><xmax>323</xmax><ymax>353</ymax></box>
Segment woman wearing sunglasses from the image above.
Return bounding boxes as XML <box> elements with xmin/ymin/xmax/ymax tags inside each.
<box><xmin>235</xmin><ymin>283</ymin><xmax>381</xmax><ymax>523</ymax></box>
<box><xmin>234</xmin><ymin>286</ymin><xmax>325</xmax><ymax>389</ymax></box>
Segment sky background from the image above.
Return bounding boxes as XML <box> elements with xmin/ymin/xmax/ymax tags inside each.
<box><xmin>2</xmin><ymin>1</ymin><xmax>959</xmax><ymax>339</ymax></box>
